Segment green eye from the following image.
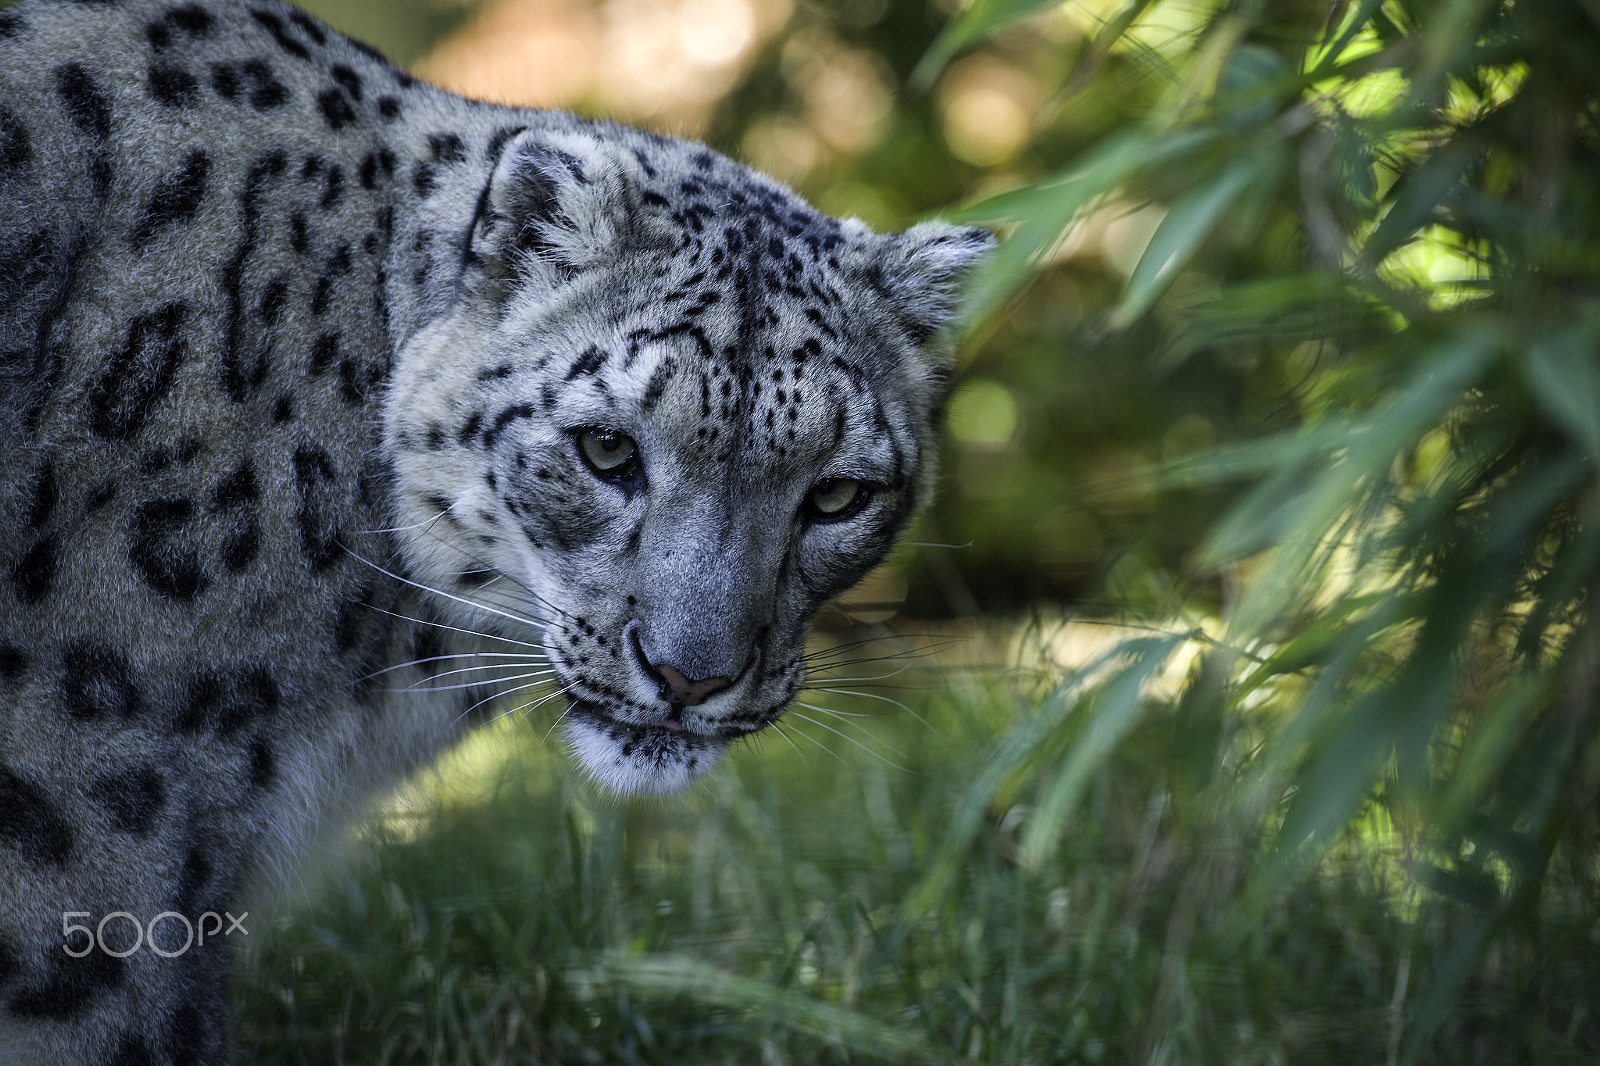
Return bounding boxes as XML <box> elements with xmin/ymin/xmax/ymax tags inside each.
<box><xmin>577</xmin><ymin>429</ymin><xmax>638</xmax><ymax>478</ymax></box>
<box><xmin>807</xmin><ymin>477</ymin><xmax>865</xmax><ymax>519</ymax></box>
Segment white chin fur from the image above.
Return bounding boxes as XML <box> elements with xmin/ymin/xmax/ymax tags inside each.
<box><xmin>564</xmin><ymin>716</ymin><xmax>724</xmax><ymax>795</ymax></box>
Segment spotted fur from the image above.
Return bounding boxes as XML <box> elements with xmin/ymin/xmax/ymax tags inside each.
<box><xmin>0</xmin><ymin>0</ymin><xmax>990</xmax><ymax>1061</ymax></box>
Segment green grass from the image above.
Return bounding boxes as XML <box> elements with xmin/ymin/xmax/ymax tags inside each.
<box><xmin>236</xmin><ymin>622</ymin><xmax>1599</xmax><ymax>1064</ymax></box>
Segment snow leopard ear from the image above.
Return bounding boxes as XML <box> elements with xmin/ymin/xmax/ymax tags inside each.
<box><xmin>468</xmin><ymin>129</ymin><xmax>648</xmax><ymax>296</ymax></box>
<box><xmin>864</xmin><ymin>220</ymin><xmax>995</xmax><ymax>348</ymax></box>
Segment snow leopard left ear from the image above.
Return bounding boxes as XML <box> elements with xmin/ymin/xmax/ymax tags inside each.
<box><xmin>862</xmin><ymin>220</ymin><xmax>995</xmax><ymax>347</ymax></box>
<box><xmin>468</xmin><ymin>129</ymin><xmax>652</xmax><ymax>296</ymax></box>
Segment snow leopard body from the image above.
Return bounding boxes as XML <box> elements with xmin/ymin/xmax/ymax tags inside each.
<box><xmin>0</xmin><ymin>0</ymin><xmax>989</xmax><ymax>1061</ymax></box>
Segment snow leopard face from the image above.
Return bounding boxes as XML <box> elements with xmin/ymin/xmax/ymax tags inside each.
<box><xmin>387</xmin><ymin>128</ymin><xmax>990</xmax><ymax>791</ymax></box>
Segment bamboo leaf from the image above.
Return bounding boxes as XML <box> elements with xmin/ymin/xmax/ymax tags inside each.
<box><xmin>1232</xmin><ymin>590</ymin><xmax>1417</xmax><ymax>827</ymax></box>
<box><xmin>953</xmin><ymin>127</ymin><xmax>1220</xmax><ymax>317</ymax></box>
<box><xmin>1522</xmin><ymin>325</ymin><xmax>1600</xmax><ymax>456</ymax></box>
<box><xmin>1201</xmin><ymin>330</ymin><xmax>1498</xmax><ymax>634</ymax></box>
<box><xmin>1055</xmin><ymin>0</ymin><xmax>1159</xmax><ymax>100</ymax></box>
<box><xmin>1306</xmin><ymin>0</ymin><xmax>1389</xmax><ymax>77</ymax></box>
<box><xmin>1400</xmin><ymin>918</ymin><xmax>1498</xmax><ymax>1064</ymax></box>
<box><xmin>1101</xmin><ymin>153</ymin><xmax>1261</xmax><ymax>331</ymax></box>
<box><xmin>911</xmin><ymin>0</ymin><xmax>1063</xmax><ymax>93</ymax></box>
<box><xmin>1160</xmin><ymin>417</ymin><xmax>1360</xmax><ymax>487</ymax></box>
<box><xmin>1404</xmin><ymin>860</ymin><xmax>1501</xmax><ymax>908</ymax></box>
<box><xmin>1362</xmin><ymin>134</ymin><xmax>1481</xmax><ymax>268</ymax></box>
<box><xmin>1234</xmin><ymin>591</ymin><xmax>1391</xmax><ymax>691</ymax></box>
<box><xmin>1269</xmin><ymin>691</ymin><xmax>1391</xmax><ymax>864</ymax></box>
<box><xmin>1433</xmin><ymin>671</ymin><xmax>1549</xmax><ymax>827</ymax></box>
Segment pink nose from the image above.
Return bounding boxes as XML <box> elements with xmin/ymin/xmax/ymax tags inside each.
<box><xmin>651</xmin><ymin>662</ymin><xmax>731</xmax><ymax>706</ymax></box>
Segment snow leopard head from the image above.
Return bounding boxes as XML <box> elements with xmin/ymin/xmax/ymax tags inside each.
<box><xmin>386</xmin><ymin>126</ymin><xmax>991</xmax><ymax>791</ymax></box>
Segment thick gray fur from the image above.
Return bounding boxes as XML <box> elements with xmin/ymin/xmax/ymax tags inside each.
<box><xmin>0</xmin><ymin>0</ymin><xmax>991</xmax><ymax>1061</ymax></box>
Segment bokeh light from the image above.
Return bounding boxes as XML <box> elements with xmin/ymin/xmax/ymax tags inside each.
<box><xmin>416</xmin><ymin>0</ymin><xmax>793</xmax><ymax>130</ymax></box>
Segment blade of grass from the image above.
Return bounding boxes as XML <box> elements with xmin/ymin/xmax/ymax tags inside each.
<box><xmin>1018</xmin><ymin>635</ymin><xmax>1184</xmax><ymax>869</ymax></box>
<box><xmin>903</xmin><ymin>635</ymin><xmax>1185</xmax><ymax>918</ymax></box>
<box><xmin>587</xmin><ymin>953</ymin><xmax>955</xmax><ymax>1064</ymax></box>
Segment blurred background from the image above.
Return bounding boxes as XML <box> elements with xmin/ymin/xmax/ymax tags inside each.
<box><xmin>236</xmin><ymin>1</ymin><xmax>1600</xmax><ymax>1062</ymax></box>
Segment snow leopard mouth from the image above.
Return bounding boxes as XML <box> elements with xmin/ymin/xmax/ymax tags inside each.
<box><xmin>564</xmin><ymin>699</ymin><xmax>714</xmax><ymax>742</ymax></box>
<box><xmin>560</xmin><ymin>698</ymin><xmax>786</xmax><ymax>793</ymax></box>
<box><xmin>563</xmin><ymin>695</ymin><xmax>775</xmax><ymax>740</ymax></box>
<box><xmin>561</xmin><ymin>699</ymin><xmax>733</xmax><ymax>793</ymax></box>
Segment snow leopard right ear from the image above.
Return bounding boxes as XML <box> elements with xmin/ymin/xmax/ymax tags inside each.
<box><xmin>853</xmin><ymin>219</ymin><xmax>995</xmax><ymax>351</ymax></box>
<box><xmin>467</xmin><ymin>129</ymin><xmax>652</xmax><ymax>297</ymax></box>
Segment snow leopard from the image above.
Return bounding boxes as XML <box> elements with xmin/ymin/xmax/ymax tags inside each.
<box><xmin>0</xmin><ymin>0</ymin><xmax>990</xmax><ymax>1061</ymax></box>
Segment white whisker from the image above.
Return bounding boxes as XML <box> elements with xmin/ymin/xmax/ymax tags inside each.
<box><xmin>452</xmin><ymin>679</ymin><xmax>568</xmax><ymax>729</ymax></box>
<box><xmin>359</xmin><ymin>509</ymin><xmax>454</xmax><ymax>536</ymax></box>
<box><xmin>794</xmin><ymin>701</ymin><xmax>908</xmax><ymax>750</ymax></box>
<box><xmin>788</xmin><ymin>706</ymin><xmax>907</xmax><ymax>770</ymax></box>
<box><xmin>484</xmin><ymin>687</ymin><xmax>562</xmax><ymax>727</ymax></box>
<box><xmin>536</xmin><ymin>697</ymin><xmax>576</xmax><ymax>749</ymax></box>
<box><xmin>804</xmin><ymin>686</ymin><xmax>929</xmax><ymax>728</ymax></box>
<box><xmin>801</xmin><ymin>650</ymin><xmax>926</xmax><ymax>673</ymax></box>
<box><xmin>400</xmin><ymin>668</ymin><xmax>557</xmax><ymax>694</ymax></box>
<box><xmin>361</xmin><ymin>651</ymin><xmax>544</xmax><ymax>681</ymax></box>
<box><xmin>392</xmin><ymin>658</ymin><xmax>549</xmax><ymax>685</ymax></box>
<box><xmin>399</xmin><ymin>521</ymin><xmax>577</xmax><ymax>627</ymax></box>
<box><xmin>779</xmin><ymin>719</ymin><xmax>854</xmax><ymax>769</ymax></box>
<box><xmin>343</xmin><ymin>544</ymin><xmax>553</xmax><ymax>635</ymax></box>
<box><xmin>792</xmin><ymin>699</ymin><xmax>889</xmax><ymax>718</ymax></box>
<box><xmin>769</xmin><ymin>721</ymin><xmax>810</xmax><ymax>768</ymax></box>
<box><xmin>801</xmin><ymin>663</ymin><xmax>916</xmax><ymax>684</ymax></box>
<box><xmin>361</xmin><ymin>601</ymin><xmax>545</xmax><ymax>651</ymax></box>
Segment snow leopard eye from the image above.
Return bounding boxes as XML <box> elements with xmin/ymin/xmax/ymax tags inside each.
<box><xmin>806</xmin><ymin>477</ymin><xmax>867</xmax><ymax>521</ymax></box>
<box><xmin>577</xmin><ymin>428</ymin><xmax>639</xmax><ymax>480</ymax></box>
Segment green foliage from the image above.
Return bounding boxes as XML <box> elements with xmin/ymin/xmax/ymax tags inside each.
<box><xmin>918</xmin><ymin>0</ymin><xmax>1600</xmax><ymax>1054</ymax></box>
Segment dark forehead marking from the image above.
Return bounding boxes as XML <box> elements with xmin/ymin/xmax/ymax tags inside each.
<box><xmin>725</xmin><ymin>218</ymin><xmax>768</xmax><ymax>359</ymax></box>
<box><xmin>821</xmin><ymin>357</ymin><xmax>913</xmax><ymax>487</ymax></box>
<box><xmin>639</xmin><ymin>357</ymin><xmax>678</xmax><ymax>414</ymax></box>
<box><xmin>564</xmin><ymin>345</ymin><xmax>607</xmax><ymax>381</ymax></box>
<box><xmin>483</xmin><ymin>402</ymin><xmax>535</xmax><ymax>449</ymax></box>
<box><xmin>642</xmin><ymin>157</ymin><xmax>847</xmax><ymax>265</ymax></box>
<box><xmin>628</xmin><ymin>321</ymin><xmax>713</xmax><ymax>364</ymax></box>
<box><xmin>871</xmin><ymin>395</ymin><xmax>908</xmax><ymax>486</ymax></box>
<box><xmin>648</xmin><ymin>198</ymin><xmax>847</xmax><ymax>377</ymax></box>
